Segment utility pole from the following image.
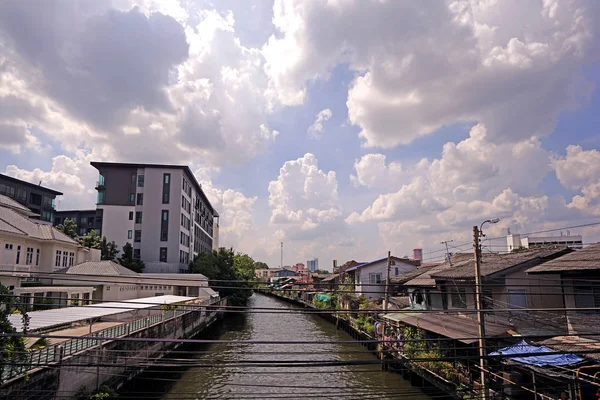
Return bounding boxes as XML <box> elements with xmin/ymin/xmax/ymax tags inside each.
<box><xmin>280</xmin><ymin>242</ymin><xmax>283</xmax><ymax>269</ymax></box>
<box><xmin>473</xmin><ymin>226</ymin><xmax>489</xmax><ymax>399</ymax></box>
<box><xmin>384</xmin><ymin>251</ymin><xmax>391</xmax><ymax>312</ymax></box>
<box><xmin>440</xmin><ymin>240</ymin><xmax>454</xmax><ymax>265</ymax></box>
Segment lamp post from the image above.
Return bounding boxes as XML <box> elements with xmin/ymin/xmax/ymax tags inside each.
<box><xmin>474</xmin><ymin>218</ymin><xmax>499</xmax><ymax>399</ymax></box>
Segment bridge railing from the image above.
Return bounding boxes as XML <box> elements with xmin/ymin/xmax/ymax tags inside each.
<box><xmin>1</xmin><ymin>297</ymin><xmax>226</xmax><ymax>383</ymax></box>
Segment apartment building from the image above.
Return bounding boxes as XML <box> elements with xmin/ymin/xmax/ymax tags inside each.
<box><xmin>0</xmin><ymin>173</ymin><xmax>62</xmax><ymax>222</ymax></box>
<box><xmin>91</xmin><ymin>162</ymin><xmax>219</xmax><ymax>274</ymax></box>
<box><xmin>54</xmin><ymin>209</ymin><xmax>98</xmax><ymax>236</ymax></box>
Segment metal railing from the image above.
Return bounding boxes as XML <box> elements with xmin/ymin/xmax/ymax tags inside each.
<box><xmin>1</xmin><ymin>297</ymin><xmax>225</xmax><ymax>383</ymax></box>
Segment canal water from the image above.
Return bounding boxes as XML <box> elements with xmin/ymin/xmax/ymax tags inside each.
<box><xmin>119</xmin><ymin>293</ymin><xmax>433</xmax><ymax>399</ymax></box>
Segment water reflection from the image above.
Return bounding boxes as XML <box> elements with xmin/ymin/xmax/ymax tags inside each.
<box><xmin>119</xmin><ymin>293</ymin><xmax>432</xmax><ymax>400</ymax></box>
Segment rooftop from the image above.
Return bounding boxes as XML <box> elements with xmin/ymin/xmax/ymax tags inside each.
<box><xmin>404</xmin><ymin>253</ymin><xmax>474</xmax><ymax>287</ymax></box>
<box><xmin>56</xmin><ymin>260</ymin><xmax>138</xmax><ymax>276</ymax></box>
<box><xmin>526</xmin><ymin>243</ymin><xmax>600</xmax><ymax>274</ymax></box>
<box><xmin>390</xmin><ymin>266</ymin><xmax>436</xmax><ymax>285</ymax></box>
<box><xmin>0</xmin><ymin>204</ymin><xmax>78</xmax><ymax>244</ymax></box>
<box><xmin>0</xmin><ymin>194</ymin><xmax>38</xmax><ymax>216</ymax></box>
<box><xmin>8</xmin><ymin>295</ymin><xmax>196</xmax><ymax>332</ymax></box>
<box><xmin>431</xmin><ymin>247</ymin><xmax>571</xmax><ymax>280</ymax></box>
<box><xmin>346</xmin><ymin>256</ymin><xmax>420</xmax><ymax>272</ymax></box>
<box><xmin>0</xmin><ymin>173</ymin><xmax>63</xmax><ymax>195</ymax></box>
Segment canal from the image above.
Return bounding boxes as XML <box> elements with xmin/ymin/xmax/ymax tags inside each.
<box><xmin>119</xmin><ymin>293</ymin><xmax>433</xmax><ymax>399</ymax></box>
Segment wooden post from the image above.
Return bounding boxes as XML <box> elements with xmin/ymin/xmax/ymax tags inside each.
<box><xmin>384</xmin><ymin>251</ymin><xmax>391</xmax><ymax>311</ymax></box>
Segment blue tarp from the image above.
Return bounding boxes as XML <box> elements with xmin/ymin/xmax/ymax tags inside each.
<box><xmin>490</xmin><ymin>340</ymin><xmax>584</xmax><ymax>367</ymax></box>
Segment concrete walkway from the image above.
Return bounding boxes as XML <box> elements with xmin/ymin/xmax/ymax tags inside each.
<box><xmin>26</xmin><ymin>321</ymin><xmax>121</xmax><ymax>348</ymax></box>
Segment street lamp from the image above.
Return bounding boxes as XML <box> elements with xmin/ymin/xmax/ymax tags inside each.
<box><xmin>474</xmin><ymin>217</ymin><xmax>499</xmax><ymax>400</ymax></box>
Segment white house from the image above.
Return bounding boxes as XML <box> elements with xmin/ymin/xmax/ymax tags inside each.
<box><xmin>346</xmin><ymin>256</ymin><xmax>420</xmax><ymax>301</ymax></box>
<box><xmin>0</xmin><ymin>194</ymin><xmax>100</xmax><ymax>305</ymax></box>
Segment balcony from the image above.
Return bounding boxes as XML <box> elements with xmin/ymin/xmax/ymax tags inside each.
<box><xmin>0</xmin><ymin>264</ymin><xmax>31</xmax><ymax>277</ymax></box>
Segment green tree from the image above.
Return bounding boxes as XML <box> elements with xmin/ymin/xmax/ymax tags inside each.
<box><xmin>56</xmin><ymin>217</ymin><xmax>78</xmax><ymax>239</ymax></box>
<box><xmin>79</xmin><ymin>229</ymin><xmax>102</xmax><ymax>249</ymax></box>
<box><xmin>189</xmin><ymin>248</ymin><xmax>255</xmax><ymax>306</ymax></box>
<box><xmin>0</xmin><ymin>284</ymin><xmax>27</xmax><ymax>380</ymax></box>
<box><xmin>254</xmin><ymin>261</ymin><xmax>269</xmax><ymax>269</ymax></box>
<box><xmin>314</xmin><ymin>269</ymin><xmax>330</xmax><ymax>275</ymax></box>
<box><xmin>99</xmin><ymin>236</ymin><xmax>119</xmax><ymax>260</ymax></box>
<box><xmin>117</xmin><ymin>242</ymin><xmax>144</xmax><ymax>273</ymax></box>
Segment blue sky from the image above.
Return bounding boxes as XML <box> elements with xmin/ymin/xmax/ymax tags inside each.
<box><xmin>1</xmin><ymin>0</ymin><xmax>599</xmax><ymax>268</ymax></box>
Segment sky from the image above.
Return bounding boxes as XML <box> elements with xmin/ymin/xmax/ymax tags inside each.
<box><xmin>1</xmin><ymin>0</ymin><xmax>600</xmax><ymax>270</ymax></box>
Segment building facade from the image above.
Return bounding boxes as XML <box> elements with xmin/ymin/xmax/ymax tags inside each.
<box><xmin>347</xmin><ymin>256</ymin><xmax>420</xmax><ymax>301</ymax></box>
<box><xmin>54</xmin><ymin>209</ymin><xmax>98</xmax><ymax>237</ymax></box>
<box><xmin>0</xmin><ymin>173</ymin><xmax>62</xmax><ymax>222</ymax></box>
<box><xmin>91</xmin><ymin>162</ymin><xmax>219</xmax><ymax>274</ymax></box>
<box><xmin>507</xmin><ymin>233</ymin><xmax>583</xmax><ymax>252</ymax></box>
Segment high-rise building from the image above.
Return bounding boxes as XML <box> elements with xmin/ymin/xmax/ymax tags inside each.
<box><xmin>91</xmin><ymin>162</ymin><xmax>219</xmax><ymax>273</ymax></box>
<box><xmin>0</xmin><ymin>174</ymin><xmax>62</xmax><ymax>222</ymax></box>
<box><xmin>54</xmin><ymin>209</ymin><xmax>98</xmax><ymax>237</ymax></box>
<box><xmin>307</xmin><ymin>258</ymin><xmax>318</xmax><ymax>272</ymax></box>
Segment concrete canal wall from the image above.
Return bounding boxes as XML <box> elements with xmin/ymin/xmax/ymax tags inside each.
<box><xmin>0</xmin><ymin>301</ymin><xmax>226</xmax><ymax>400</ymax></box>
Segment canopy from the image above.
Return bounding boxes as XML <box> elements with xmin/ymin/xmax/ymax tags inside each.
<box><xmin>314</xmin><ymin>293</ymin><xmax>331</xmax><ymax>302</ymax></box>
<box><xmin>490</xmin><ymin>340</ymin><xmax>584</xmax><ymax>367</ymax></box>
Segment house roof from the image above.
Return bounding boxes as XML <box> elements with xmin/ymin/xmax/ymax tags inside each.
<box><xmin>56</xmin><ymin>260</ymin><xmax>139</xmax><ymax>276</ymax></box>
<box><xmin>404</xmin><ymin>254</ymin><xmax>474</xmax><ymax>287</ymax></box>
<box><xmin>390</xmin><ymin>266</ymin><xmax>436</xmax><ymax>284</ymax></box>
<box><xmin>526</xmin><ymin>243</ymin><xmax>600</xmax><ymax>274</ymax></box>
<box><xmin>346</xmin><ymin>256</ymin><xmax>420</xmax><ymax>272</ymax></box>
<box><xmin>0</xmin><ymin>205</ymin><xmax>79</xmax><ymax>244</ymax></box>
<box><xmin>539</xmin><ymin>335</ymin><xmax>600</xmax><ymax>362</ymax></box>
<box><xmin>321</xmin><ymin>273</ymin><xmax>340</xmax><ymax>282</ymax></box>
<box><xmin>431</xmin><ymin>247</ymin><xmax>570</xmax><ymax>280</ymax></box>
<box><xmin>0</xmin><ymin>173</ymin><xmax>63</xmax><ymax>195</ymax></box>
<box><xmin>0</xmin><ymin>194</ymin><xmax>38</xmax><ymax>216</ymax></box>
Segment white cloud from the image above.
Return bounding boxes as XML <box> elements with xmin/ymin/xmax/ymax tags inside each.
<box><xmin>264</xmin><ymin>0</ymin><xmax>598</xmax><ymax>146</ymax></box>
<box><xmin>307</xmin><ymin>108</ymin><xmax>332</xmax><ymax>138</ymax></box>
<box><xmin>554</xmin><ymin>145</ymin><xmax>600</xmax><ymax>215</ymax></box>
<box><xmin>349</xmin><ymin>153</ymin><xmax>404</xmax><ymax>189</ymax></box>
<box><xmin>268</xmin><ymin>153</ymin><xmax>342</xmax><ymax>238</ymax></box>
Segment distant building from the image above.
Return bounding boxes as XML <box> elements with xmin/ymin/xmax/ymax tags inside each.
<box><xmin>413</xmin><ymin>248</ymin><xmax>423</xmax><ymax>261</ymax></box>
<box><xmin>90</xmin><ymin>162</ymin><xmax>219</xmax><ymax>274</ymax></box>
<box><xmin>307</xmin><ymin>258</ymin><xmax>318</xmax><ymax>272</ymax></box>
<box><xmin>0</xmin><ymin>173</ymin><xmax>62</xmax><ymax>222</ymax></box>
<box><xmin>291</xmin><ymin>263</ymin><xmax>305</xmax><ymax>272</ymax></box>
<box><xmin>507</xmin><ymin>233</ymin><xmax>583</xmax><ymax>253</ymax></box>
<box><xmin>54</xmin><ymin>209</ymin><xmax>98</xmax><ymax>237</ymax></box>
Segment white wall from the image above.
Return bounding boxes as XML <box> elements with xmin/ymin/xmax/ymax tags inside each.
<box><xmin>98</xmin><ymin>204</ymin><xmax>135</xmax><ymax>251</ymax></box>
<box><xmin>356</xmin><ymin>260</ymin><xmax>417</xmax><ymax>301</ymax></box>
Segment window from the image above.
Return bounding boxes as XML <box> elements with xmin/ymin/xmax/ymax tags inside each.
<box><xmin>98</xmin><ymin>174</ymin><xmax>105</xmax><ymax>186</ymax></box>
<box><xmin>55</xmin><ymin>250</ymin><xmax>62</xmax><ymax>267</ymax></box>
<box><xmin>69</xmin><ymin>252</ymin><xmax>75</xmax><ymax>266</ymax></box>
<box><xmin>81</xmin><ymin>217</ymin><xmax>87</xmax><ymax>224</ymax></box>
<box><xmin>395</xmin><ymin>267</ymin><xmax>399</xmax><ymax>276</ymax></box>
<box><xmin>160</xmin><ymin>247</ymin><xmax>168</xmax><ymax>262</ymax></box>
<box><xmin>161</xmin><ymin>210</ymin><xmax>169</xmax><ymax>241</ymax></box>
<box><xmin>137</xmin><ymin>193</ymin><xmax>144</xmax><ymax>205</ymax></box>
<box><xmin>368</xmin><ymin>273</ymin><xmax>382</xmax><ymax>284</ymax></box>
<box><xmin>451</xmin><ymin>287</ymin><xmax>467</xmax><ymax>309</ymax></box>
<box><xmin>62</xmin><ymin>251</ymin><xmax>68</xmax><ymax>267</ymax></box>
<box><xmin>36</xmin><ymin>249</ymin><xmax>40</xmax><ymax>266</ymax></box>
<box><xmin>163</xmin><ymin>173</ymin><xmax>171</xmax><ymax>204</ymax></box>
<box><xmin>134</xmin><ymin>230</ymin><xmax>142</xmax><ymax>242</ymax></box>
<box><xmin>97</xmin><ymin>191</ymin><xmax>105</xmax><ymax>204</ymax></box>
<box><xmin>135</xmin><ymin>211</ymin><xmax>143</xmax><ymax>224</ymax></box>
<box><xmin>16</xmin><ymin>246</ymin><xmax>21</xmax><ymax>264</ymax></box>
<box><xmin>131</xmin><ymin>173</ymin><xmax>136</xmax><ymax>184</ymax></box>
<box><xmin>128</xmin><ymin>230</ymin><xmax>133</xmax><ymax>239</ymax></box>
<box><xmin>4</xmin><ymin>243</ymin><xmax>13</xmax><ymax>250</ymax></box>
<box><xmin>508</xmin><ymin>289</ymin><xmax>528</xmax><ymax>314</ymax></box>
<box><xmin>133</xmin><ymin>249</ymin><xmax>141</xmax><ymax>259</ymax></box>
<box><xmin>129</xmin><ymin>211</ymin><xmax>134</xmax><ymax>220</ymax></box>
<box><xmin>26</xmin><ymin>247</ymin><xmax>33</xmax><ymax>265</ymax></box>
<box><xmin>138</xmin><ymin>175</ymin><xmax>145</xmax><ymax>187</ymax></box>
<box><xmin>17</xmin><ymin>188</ymin><xmax>27</xmax><ymax>201</ymax></box>
<box><xmin>129</xmin><ymin>193</ymin><xmax>135</xmax><ymax>203</ymax></box>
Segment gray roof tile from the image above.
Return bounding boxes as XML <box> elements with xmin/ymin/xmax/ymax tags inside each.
<box><xmin>57</xmin><ymin>261</ymin><xmax>139</xmax><ymax>276</ymax></box>
<box><xmin>526</xmin><ymin>243</ymin><xmax>600</xmax><ymax>273</ymax></box>
<box><xmin>0</xmin><ymin>205</ymin><xmax>78</xmax><ymax>245</ymax></box>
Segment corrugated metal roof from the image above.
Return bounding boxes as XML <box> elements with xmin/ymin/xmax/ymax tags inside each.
<box><xmin>526</xmin><ymin>243</ymin><xmax>600</xmax><ymax>273</ymax></box>
<box><xmin>8</xmin><ymin>295</ymin><xmax>196</xmax><ymax>332</ymax></box>
<box><xmin>432</xmin><ymin>247</ymin><xmax>570</xmax><ymax>280</ymax></box>
<box><xmin>390</xmin><ymin>266</ymin><xmax>436</xmax><ymax>284</ymax></box>
<box><xmin>346</xmin><ymin>256</ymin><xmax>420</xmax><ymax>272</ymax></box>
<box><xmin>404</xmin><ymin>254</ymin><xmax>474</xmax><ymax>286</ymax></box>
<box><xmin>57</xmin><ymin>261</ymin><xmax>139</xmax><ymax>276</ymax></box>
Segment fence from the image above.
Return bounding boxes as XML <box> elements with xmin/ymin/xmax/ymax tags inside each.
<box><xmin>1</xmin><ymin>297</ymin><xmax>225</xmax><ymax>383</ymax></box>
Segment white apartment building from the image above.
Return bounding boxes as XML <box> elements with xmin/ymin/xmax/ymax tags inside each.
<box><xmin>91</xmin><ymin>162</ymin><xmax>219</xmax><ymax>274</ymax></box>
<box><xmin>507</xmin><ymin>233</ymin><xmax>583</xmax><ymax>252</ymax></box>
